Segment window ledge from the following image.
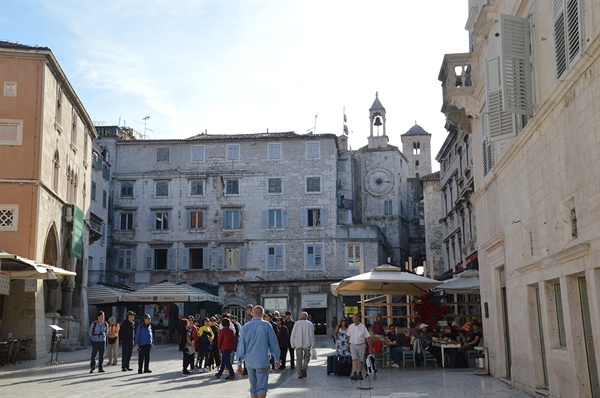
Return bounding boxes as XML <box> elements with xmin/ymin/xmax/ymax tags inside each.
<box><xmin>534</xmin><ymin>388</ymin><xmax>550</xmax><ymax>397</ymax></box>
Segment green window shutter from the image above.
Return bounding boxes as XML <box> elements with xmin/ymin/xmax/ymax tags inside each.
<box><xmin>500</xmin><ymin>14</ymin><xmax>533</xmax><ymax>116</ymax></box>
<box><xmin>486</xmin><ymin>57</ymin><xmax>515</xmax><ymax>141</ymax></box>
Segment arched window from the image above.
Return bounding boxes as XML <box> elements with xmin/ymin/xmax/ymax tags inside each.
<box><xmin>53</xmin><ymin>151</ymin><xmax>60</xmax><ymax>191</ymax></box>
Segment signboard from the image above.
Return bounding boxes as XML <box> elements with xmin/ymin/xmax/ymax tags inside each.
<box><xmin>344</xmin><ymin>306</ymin><xmax>359</xmax><ymax>315</ymax></box>
<box><xmin>0</xmin><ymin>271</ymin><xmax>10</xmax><ymax>295</ymax></box>
<box><xmin>301</xmin><ymin>293</ymin><xmax>327</xmax><ymax>308</ymax></box>
<box><xmin>71</xmin><ymin>205</ymin><xmax>84</xmax><ymax>260</ymax></box>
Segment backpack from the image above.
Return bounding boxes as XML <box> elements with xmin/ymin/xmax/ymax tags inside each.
<box><xmin>199</xmin><ymin>330</ymin><xmax>212</xmax><ymax>351</ymax></box>
<box><xmin>365</xmin><ymin>353</ymin><xmax>377</xmax><ymax>379</ymax></box>
<box><xmin>91</xmin><ymin>320</ymin><xmax>107</xmax><ymax>336</ymax></box>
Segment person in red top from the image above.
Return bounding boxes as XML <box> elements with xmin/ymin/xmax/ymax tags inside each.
<box><xmin>215</xmin><ymin>318</ymin><xmax>236</xmax><ymax>379</ymax></box>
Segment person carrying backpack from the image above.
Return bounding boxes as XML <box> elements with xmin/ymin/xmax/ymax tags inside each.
<box><xmin>89</xmin><ymin>311</ymin><xmax>107</xmax><ymax>373</ymax></box>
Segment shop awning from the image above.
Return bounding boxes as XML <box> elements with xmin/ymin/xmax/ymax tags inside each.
<box><xmin>122</xmin><ymin>281</ymin><xmax>221</xmax><ymax>303</ymax></box>
<box><xmin>87</xmin><ymin>284</ymin><xmax>132</xmax><ymax>305</ymax></box>
<box><xmin>0</xmin><ymin>251</ymin><xmax>76</xmax><ymax>280</ymax></box>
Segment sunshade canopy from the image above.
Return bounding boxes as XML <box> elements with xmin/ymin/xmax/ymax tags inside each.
<box><xmin>0</xmin><ymin>251</ymin><xmax>76</xmax><ymax>280</ymax></box>
<box><xmin>87</xmin><ymin>284</ymin><xmax>132</xmax><ymax>305</ymax></box>
<box><xmin>122</xmin><ymin>281</ymin><xmax>221</xmax><ymax>303</ymax></box>
<box><xmin>332</xmin><ymin>264</ymin><xmax>442</xmax><ymax>296</ymax></box>
<box><xmin>436</xmin><ymin>269</ymin><xmax>480</xmax><ymax>294</ymax></box>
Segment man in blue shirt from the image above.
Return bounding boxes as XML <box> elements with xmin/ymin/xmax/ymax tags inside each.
<box><xmin>135</xmin><ymin>314</ymin><xmax>154</xmax><ymax>374</ymax></box>
<box><xmin>236</xmin><ymin>305</ymin><xmax>280</xmax><ymax>398</ymax></box>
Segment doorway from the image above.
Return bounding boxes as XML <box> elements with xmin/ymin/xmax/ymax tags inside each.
<box><xmin>305</xmin><ymin>307</ymin><xmax>327</xmax><ymax>335</ymax></box>
<box><xmin>578</xmin><ymin>277</ymin><xmax>599</xmax><ymax>397</ymax></box>
<box><xmin>500</xmin><ymin>268</ymin><xmax>511</xmax><ymax>378</ymax></box>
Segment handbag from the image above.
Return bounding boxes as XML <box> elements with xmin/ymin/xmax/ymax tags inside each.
<box><xmin>186</xmin><ymin>345</ymin><xmax>195</xmax><ymax>356</ymax></box>
<box><xmin>310</xmin><ymin>347</ymin><xmax>317</xmax><ymax>360</ymax></box>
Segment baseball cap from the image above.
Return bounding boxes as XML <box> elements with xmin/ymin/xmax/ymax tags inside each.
<box><xmin>127</xmin><ymin>311</ymin><xmax>136</xmax><ymax>316</ymax></box>
<box><xmin>419</xmin><ymin>323</ymin><xmax>429</xmax><ymax>329</ymax></box>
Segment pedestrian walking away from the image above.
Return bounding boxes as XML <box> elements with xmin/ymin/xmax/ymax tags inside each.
<box><xmin>89</xmin><ymin>311</ymin><xmax>107</xmax><ymax>373</ymax></box>
<box><xmin>290</xmin><ymin>311</ymin><xmax>316</xmax><ymax>379</ymax></box>
<box><xmin>236</xmin><ymin>305</ymin><xmax>280</xmax><ymax>398</ymax></box>
<box><xmin>135</xmin><ymin>314</ymin><xmax>154</xmax><ymax>374</ymax></box>
<box><xmin>119</xmin><ymin>310</ymin><xmax>136</xmax><ymax>371</ymax></box>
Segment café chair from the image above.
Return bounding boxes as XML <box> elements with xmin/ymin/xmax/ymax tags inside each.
<box><xmin>416</xmin><ymin>339</ymin><xmax>437</xmax><ymax>368</ymax></box>
<box><xmin>401</xmin><ymin>341</ymin><xmax>417</xmax><ymax>368</ymax></box>
<box><xmin>371</xmin><ymin>339</ymin><xmax>389</xmax><ymax>368</ymax></box>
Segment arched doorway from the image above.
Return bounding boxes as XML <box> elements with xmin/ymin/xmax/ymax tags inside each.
<box><xmin>43</xmin><ymin>224</ymin><xmax>60</xmax><ymax>314</ymax></box>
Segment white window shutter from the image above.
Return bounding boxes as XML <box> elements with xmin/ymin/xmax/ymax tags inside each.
<box><xmin>321</xmin><ymin>208</ymin><xmax>328</xmax><ymax>226</ymax></box>
<box><xmin>217</xmin><ymin>248</ymin><xmax>225</xmax><ymax>269</ymax></box>
<box><xmin>239</xmin><ymin>248</ymin><xmax>246</xmax><ymax>269</ymax></box>
<box><xmin>486</xmin><ymin>57</ymin><xmax>515</xmax><ymax>141</ymax></box>
<box><xmin>145</xmin><ymin>249</ymin><xmax>153</xmax><ymax>270</ymax></box>
<box><xmin>300</xmin><ymin>209</ymin><xmax>307</xmax><ymax>227</ymax></box>
<box><xmin>181</xmin><ymin>248</ymin><xmax>189</xmax><ymax>270</ymax></box>
<box><xmin>500</xmin><ymin>14</ymin><xmax>533</xmax><ymax>116</ymax></box>
<box><xmin>203</xmin><ymin>248</ymin><xmax>210</xmax><ymax>269</ymax></box>
<box><xmin>167</xmin><ymin>248</ymin><xmax>176</xmax><ymax>270</ymax></box>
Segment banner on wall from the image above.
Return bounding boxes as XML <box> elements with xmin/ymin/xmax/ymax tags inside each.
<box><xmin>71</xmin><ymin>205</ymin><xmax>84</xmax><ymax>261</ymax></box>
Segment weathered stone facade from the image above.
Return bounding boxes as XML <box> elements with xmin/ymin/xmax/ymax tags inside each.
<box><xmin>440</xmin><ymin>1</ymin><xmax>600</xmax><ymax>396</ymax></box>
<box><xmin>421</xmin><ymin>171</ymin><xmax>444</xmax><ymax>278</ymax></box>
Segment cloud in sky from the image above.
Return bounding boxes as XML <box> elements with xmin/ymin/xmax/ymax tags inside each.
<box><xmin>1</xmin><ymin>0</ymin><xmax>469</xmax><ymax>165</ymax></box>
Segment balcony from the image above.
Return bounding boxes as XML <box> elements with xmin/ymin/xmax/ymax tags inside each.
<box><xmin>88</xmin><ymin>212</ymin><xmax>103</xmax><ymax>244</ymax></box>
<box><xmin>439</xmin><ymin>53</ymin><xmax>478</xmax><ymax>133</ymax></box>
<box><xmin>88</xmin><ymin>269</ymin><xmax>130</xmax><ymax>286</ymax></box>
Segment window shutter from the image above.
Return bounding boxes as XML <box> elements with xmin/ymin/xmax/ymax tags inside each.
<box><xmin>305</xmin><ymin>246</ymin><xmax>313</xmax><ymax>267</ymax></box>
<box><xmin>186</xmin><ymin>210</ymin><xmax>191</xmax><ymax>229</ymax></box>
<box><xmin>114</xmin><ymin>212</ymin><xmax>121</xmax><ymax>230</ymax></box>
<box><xmin>222</xmin><ymin>212</ymin><xmax>227</xmax><ymax>229</ymax></box>
<box><xmin>203</xmin><ymin>248</ymin><xmax>210</xmax><ymax>269</ymax></box>
<box><xmin>500</xmin><ymin>14</ymin><xmax>533</xmax><ymax>116</ymax></box>
<box><xmin>145</xmin><ymin>249</ymin><xmax>153</xmax><ymax>270</ymax></box>
<box><xmin>486</xmin><ymin>57</ymin><xmax>515</xmax><ymax>141</ymax></box>
<box><xmin>282</xmin><ymin>210</ymin><xmax>289</xmax><ymax>227</ymax></box>
<box><xmin>167</xmin><ymin>248</ymin><xmax>176</xmax><ymax>270</ymax></box>
<box><xmin>150</xmin><ymin>212</ymin><xmax>156</xmax><ymax>229</ymax></box>
<box><xmin>566</xmin><ymin>0</ymin><xmax>581</xmax><ymax>65</ymax></box>
<box><xmin>276</xmin><ymin>245</ymin><xmax>284</xmax><ymax>267</ymax></box>
<box><xmin>217</xmin><ymin>248</ymin><xmax>225</xmax><ymax>269</ymax></box>
<box><xmin>321</xmin><ymin>208</ymin><xmax>329</xmax><ymax>226</ymax></box>
<box><xmin>267</xmin><ymin>248</ymin><xmax>274</xmax><ymax>269</ymax></box>
<box><xmin>554</xmin><ymin>0</ymin><xmax>567</xmax><ymax>77</ymax></box>
<box><xmin>239</xmin><ymin>248</ymin><xmax>246</xmax><ymax>269</ymax></box>
<box><xmin>181</xmin><ymin>248</ymin><xmax>189</xmax><ymax>270</ymax></box>
<box><xmin>300</xmin><ymin>209</ymin><xmax>307</xmax><ymax>227</ymax></box>
<box><xmin>262</xmin><ymin>210</ymin><xmax>268</xmax><ymax>228</ymax></box>
<box><xmin>126</xmin><ymin>250</ymin><xmax>133</xmax><ymax>270</ymax></box>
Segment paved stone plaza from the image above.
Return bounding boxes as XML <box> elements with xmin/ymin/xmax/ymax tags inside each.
<box><xmin>0</xmin><ymin>337</ymin><xmax>532</xmax><ymax>398</ymax></box>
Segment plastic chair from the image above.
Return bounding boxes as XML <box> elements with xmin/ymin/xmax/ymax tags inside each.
<box><xmin>416</xmin><ymin>339</ymin><xmax>437</xmax><ymax>367</ymax></box>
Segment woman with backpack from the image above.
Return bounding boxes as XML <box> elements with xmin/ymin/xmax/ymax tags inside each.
<box><xmin>197</xmin><ymin>317</ymin><xmax>214</xmax><ymax>373</ymax></box>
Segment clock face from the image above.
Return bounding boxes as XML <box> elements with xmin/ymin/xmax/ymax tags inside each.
<box><xmin>365</xmin><ymin>169</ymin><xmax>394</xmax><ymax>196</ymax></box>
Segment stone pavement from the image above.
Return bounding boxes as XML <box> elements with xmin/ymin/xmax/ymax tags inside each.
<box><xmin>0</xmin><ymin>336</ymin><xmax>532</xmax><ymax>398</ymax></box>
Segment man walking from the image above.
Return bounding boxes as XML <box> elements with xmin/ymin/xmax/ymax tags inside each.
<box><xmin>236</xmin><ymin>305</ymin><xmax>280</xmax><ymax>398</ymax></box>
<box><xmin>289</xmin><ymin>311</ymin><xmax>315</xmax><ymax>379</ymax></box>
<box><xmin>89</xmin><ymin>311</ymin><xmax>107</xmax><ymax>373</ymax></box>
<box><xmin>347</xmin><ymin>313</ymin><xmax>372</xmax><ymax>380</ymax></box>
<box><xmin>119</xmin><ymin>310</ymin><xmax>135</xmax><ymax>371</ymax></box>
<box><xmin>135</xmin><ymin>314</ymin><xmax>154</xmax><ymax>374</ymax></box>
<box><xmin>283</xmin><ymin>311</ymin><xmax>295</xmax><ymax>369</ymax></box>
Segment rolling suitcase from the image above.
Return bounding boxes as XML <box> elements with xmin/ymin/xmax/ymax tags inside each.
<box><xmin>335</xmin><ymin>355</ymin><xmax>352</xmax><ymax>377</ymax></box>
<box><xmin>326</xmin><ymin>354</ymin><xmax>338</xmax><ymax>374</ymax></box>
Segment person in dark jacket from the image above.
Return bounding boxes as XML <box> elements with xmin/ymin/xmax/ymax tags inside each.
<box><xmin>215</xmin><ymin>318</ymin><xmax>236</xmax><ymax>379</ymax></box>
<box><xmin>209</xmin><ymin>316</ymin><xmax>221</xmax><ymax>370</ymax></box>
<box><xmin>135</xmin><ymin>314</ymin><xmax>154</xmax><ymax>374</ymax></box>
<box><xmin>119</xmin><ymin>311</ymin><xmax>136</xmax><ymax>371</ymax></box>
<box><xmin>276</xmin><ymin>317</ymin><xmax>289</xmax><ymax>369</ymax></box>
<box><xmin>283</xmin><ymin>311</ymin><xmax>295</xmax><ymax>369</ymax></box>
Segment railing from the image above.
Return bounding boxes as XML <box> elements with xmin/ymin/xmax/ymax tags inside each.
<box><xmin>88</xmin><ymin>270</ymin><xmax>130</xmax><ymax>286</ymax></box>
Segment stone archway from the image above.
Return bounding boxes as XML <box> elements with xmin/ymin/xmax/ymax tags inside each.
<box><xmin>43</xmin><ymin>224</ymin><xmax>60</xmax><ymax>314</ymax></box>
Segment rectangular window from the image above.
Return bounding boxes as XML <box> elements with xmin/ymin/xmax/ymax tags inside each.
<box><xmin>268</xmin><ymin>209</ymin><xmax>283</xmax><ymax>228</ymax></box>
<box><xmin>155</xmin><ymin>180</ymin><xmax>170</xmax><ymax>197</ymax></box>
<box><xmin>191</xmin><ymin>145</ymin><xmax>205</xmax><ymax>162</ymax></box>
<box><xmin>222</xmin><ymin>209</ymin><xmax>241</xmax><ymax>230</ymax></box>
<box><xmin>120</xmin><ymin>181</ymin><xmax>134</xmax><ymax>198</ymax></box>
<box><xmin>117</xmin><ymin>249</ymin><xmax>134</xmax><ymax>270</ymax></box>
<box><xmin>71</xmin><ymin>109</ymin><xmax>78</xmax><ymax>147</ymax></box>
<box><xmin>306</xmin><ymin>142</ymin><xmax>320</xmax><ymax>159</ymax></box>
<box><xmin>55</xmin><ymin>85</ymin><xmax>62</xmax><ymax>129</ymax></box>
<box><xmin>384</xmin><ymin>200</ymin><xmax>393</xmax><ymax>215</ymax></box>
<box><xmin>305</xmin><ymin>243</ymin><xmax>323</xmax><ymax>269</ymax></box>
<box><xmin>188</xmin><ymin>210</ymin><xmax>205</xmax><ymax>230</ymax></box>
<box><xmin>118</xmin><ymin>212</ymin><xmax>134</xmax><ymax>231</ymax></box>
<box><xmin>225</xmin><ymin>179</ymin><xmax>239</xmax><ymax>195</ymax></box>
<box><xmin>102</xmin><ymin>163</ymin><xmax>110</xmax><ymax>180</ymax></box>
<box><xmin>102</xmin><ymin>190</ymin><xmax>107</xmax><ymax>208</ymax></box>
<box><xmin>189</xmin><ymin>248</ymin><xmax>208</xmax><ymax>270</ymax></box>
<box><xmin>268</xmin><ymin>143</ymin><xmax>281</xmax><ymax>160</ymax></box>
<box><xmin>226</xmin><ymin>144</ymin><xmax>240</xmax><ymax>161</ymax></box>
<box><xmin>91</xmin><ymin>182</ymin><xmax>96</xmax><ymax>201</ymax></box>
<box><xmin>154</xmin><ymin>248</ymin><xmax>168</xmax><ymax>270</ymax></box>
<box><xmin>153</xmin><ymin>211</ymin><xmax>169</xmax><ymax>230</ymax></box>
<box><xmin>268</xmin><ymin>177</ymin><xmax>282</xmax><ymax>194</ymax></box>
<box><xmin>0</xmin><ymin>204</ymin><xmax>18</xmax><ymax>231</ymax></box>
<box><xmin>347</xmin><ymin>244</ymin><xmax>362</xmax><ymax>268</ymax></box>
<box><xmin>306</xmin><ymin>176</ymin><xmax>321</xmax><ymax>193</ymax></box>
<box><xmin>190</xmin><ymin>179</ymin><xmax>204</xmax><ymax>196</ymax></box>
<box><xmin>156</xmin><ymin>147</ymin><xmax>170</xmax><ymax>162</ymax></box>
<box><xmin>267</xmin><ymin>244</ymin><xmax>285</xmax><ymax>270</ymax></box>
<box><xmin>554</xmin><ymin>282</ymin><xmax>567</xmax><ymax>348</ymax></box>
<box><xmin>217</xmin><ymin>247</ymin><xmax>246</xmax><ymax>269</ymax></box>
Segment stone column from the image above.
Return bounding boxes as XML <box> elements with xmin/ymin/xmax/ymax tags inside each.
<box><xmin>46</xmin><ymin>280</ymin><xmax>61</xmax><ymax>314</ymax></box>
<box><xmin>60</xmin><ymin>278</ymin><xmax>75</xmax><ymax>317</ymax></box>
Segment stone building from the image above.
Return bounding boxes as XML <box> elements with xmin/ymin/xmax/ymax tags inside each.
<box><xmin>420</xmin><ymin>171</ymin><xmax>444</xmax><ymax>278</ymax></box>
<box><xmin>0</xmin><ymin>41</ymin><xmax>97</xmax><ymax>357</ymax></box>
<box><xmin>439</xmin><ymin>1</ymin><xmax>600</xmax><ymax>396</ymax></box>
<box><xmin>87</xmin><ymin>147</ymin><xmax>110</xmax><ymax>280</ymax></box>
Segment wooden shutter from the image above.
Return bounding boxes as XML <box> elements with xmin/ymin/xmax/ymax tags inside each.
<box><xmin>114</xmin><ymin>212</ymin><xmax>121</xmax><ymax>230</ymax></box>
<box><xmin>150</xmin><ymin>212</ymin><xmax>156</xmax><ymax>230</ymax></box>
<box><xmin>300</xmin><ymin>209</ymin><xmax>307</xmax><ymax>227</ymax></box>
<box><xmin>239</xmin><ymin>248</ymin><xmax>246</xmax><ymax>269</ymax></box>
<box><xmin>186</xmin><ymin>210</ymin><xmax>191</xmax><ymax>229</ymax></box>
<box><xmin>203</xmin><ymin>248</ymin><xmax>210</xmax><ymax>269</ymax></box>
<box><xmin>167</xmin><ymin>248</ymin><xmax>176</xmax><ymax>270</ymax></box>
<box><xmin>217</xmin><ymin>248</ymin><xmax>225</xmax><ymax>269</ymax></box>
<box><xmin>262</xmin><ymin>210</ymin><xmax>268</xmax><ymax>227</ymax></box>
<box><xmin>282</xmin><ymin>210</ymin><xmax>289</xmax><ymax>227</ymax></box>
<box><xmin>321</xmin><ymin>208</ymin><xmax>329</xmax><ymax>226</ymax></box>
<box><xmin>486</xmin><ymin>57</ymin><xmax>515</xmax><ymax>141</ymax></box>
<box><xmin>500</xmin><ymin>14</ymin><xmax>533</xmax><ymax>116</ymax></box>
<box><xmin>180</xmin><ymin>248</ymin><xmax>189</xmax><ymax>270</ymax></box>
<box><xmin>566</xmin><ymin>0</ymin><xmax>581</xmax><ymax>65</ymax></box>
<box><xmin>145</xmin><ymin>249</ymin><xmax>153</xmax><ymax>270</ymax></box>
<box><xmin>554</xmin><ymin>0</ymin><xmax>567</xmax><ymax>77</ymax></box>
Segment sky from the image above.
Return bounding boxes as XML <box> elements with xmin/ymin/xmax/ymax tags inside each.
<box><xmin>0</xmin><ymin>0</ymin><xmax>469</xmax><ymax>169</ymax></box>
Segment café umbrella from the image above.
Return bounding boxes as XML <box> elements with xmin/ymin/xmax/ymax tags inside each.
<box><xmin>331</xmin><ymin>264</ymin><xmax>442</xmax><ymax>297</ymax></box>
<box><xmin>435</xmin><ymin>269</ymin><xmax>480</xmax><ymax>294</ymax></box>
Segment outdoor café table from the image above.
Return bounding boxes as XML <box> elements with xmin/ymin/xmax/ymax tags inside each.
<box><xmin>432</xmin><ymin>339</ymin><xmax>461</xmax><ymax>367</ymax></box>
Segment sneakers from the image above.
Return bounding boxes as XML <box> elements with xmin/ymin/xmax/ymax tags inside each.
<box><xmin>350</xmin><ymin>372</ymin><xmax>358</xmax><ymax>380</ymax></box>
<box><xmin>183</xmin><ymin>370</ymin><xmax>190</xmax><ymax>375</ymax></box>
<box><xmin>98</xmin><ymin>368</ymin><xmax>105</xmax><ymax>373</ymax></box>
<box><xmin>358</xmin><ymin>373</ymin><xmax>363</xmax><ymax>380</ymax></box>
<box><xmin>391</xmin><ymin>363</ymin><xmax>400</xmax><ymax>368</ymax></box>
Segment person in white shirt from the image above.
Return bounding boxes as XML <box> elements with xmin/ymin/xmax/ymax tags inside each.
<box><xmin>347</xmin><ymin>314</ymin><xmax>372</xmax><ymax>380</ymax></box>
<box><xmin>289</xmin><ymin>312</ymin><xmax>316</xmax><ymax>379</ymax></box>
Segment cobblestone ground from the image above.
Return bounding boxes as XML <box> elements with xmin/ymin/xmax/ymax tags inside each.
<box><xmin>0</xmin><ymin>337</ymin><xmax>532</xmax><ymax>398</ymax></box>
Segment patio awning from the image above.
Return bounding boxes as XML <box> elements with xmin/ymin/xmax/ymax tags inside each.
<box><xmin>435</xmin><ymin>269</ymin><xmax>480</xmax><ymax>294</ymax></box>
<box><xmin>0</xmin><ymin>251</ymin><xmax>76</xmax><ymax>280</ymax></box>
<box><xmin>122</xmin><ymin>281</ymin><xmax>221</xmax><ymax>303</ymax></box>
<box><xmin>87</xmin><ymin>284</ymin><xmax>132</xmax><ymax>305</ymax></box>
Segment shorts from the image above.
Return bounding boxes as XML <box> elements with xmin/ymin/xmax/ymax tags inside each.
<box><xmin>350</xmin><ymin>343</ymin><xmax>366</xmax><ymax>362</ymax></box>
<box><xmin>247</xmin><ymin>366</ymin><xmax>270</xmax><ymax>396</ymax></box>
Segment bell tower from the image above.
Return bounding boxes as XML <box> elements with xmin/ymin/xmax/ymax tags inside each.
<box><xmin>368</xmin><ymin>92</ymin><xmax>389</xmax><ymax>149</ymax></box>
